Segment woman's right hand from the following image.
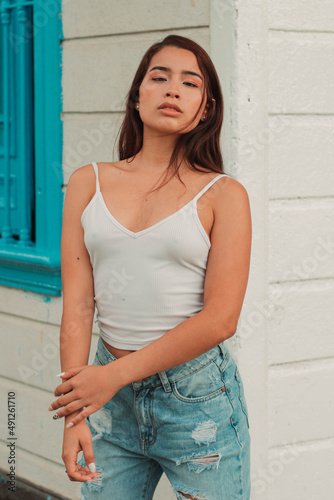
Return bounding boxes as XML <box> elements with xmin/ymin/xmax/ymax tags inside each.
<box><xmin>62</xmin><ymin>412</ymin><xmax>100</xmax><ymax>482</ymax></box>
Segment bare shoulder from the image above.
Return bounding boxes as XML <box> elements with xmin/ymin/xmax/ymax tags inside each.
<box><xmin>212</xmin><ymin>176</ymin><xmax>252</xmax><ymax>238</ymax></box>
<box><xmin>67</xmin><ymin>163</ymin><xmax>95</xmax><ymax>187</ymax></box>
<box><xmin>211</xmin><ymin>175</ymin><xmax>251</xmax><ymax>225</ymax></box>
<box><xmin>68</xmin><ymin>163</ymin><xmax>95</xmax><ymax>186</ymax></box>
<box><xmin>67</xmin><ymin>160</ymin><xmax>127</xmax><ymax>202</ymax></box>
<box><xmin>66</xmin><ymin>163</ymin><xmax>98</xmax><ymax>216</ymax></box>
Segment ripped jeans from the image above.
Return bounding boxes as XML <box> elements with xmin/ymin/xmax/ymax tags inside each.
<box><xmin>79</xmin><ymin>335</ymin><xmax>251</xmax><ymax>500</ymax></box>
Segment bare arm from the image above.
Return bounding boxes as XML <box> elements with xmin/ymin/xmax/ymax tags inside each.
<box><xmin>59</xmin><ymin>165</ymin><xmax>96</xmax><ymax>419</ymax></box>
<box><xmin>54</xmin><ymin>166</ymin><xmax>102</xmax><ymax>482</ymax></box>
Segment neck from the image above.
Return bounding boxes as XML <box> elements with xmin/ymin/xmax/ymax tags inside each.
<box><xmin>130</xmin><ymin>127</ymin><xmax>188</xmax><ymax>174</ymax></box>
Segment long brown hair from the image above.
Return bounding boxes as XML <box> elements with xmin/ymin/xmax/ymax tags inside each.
<box><xmin>115</xmin><ymin>34</ymin><xmax>226</xmax><ymax>196</ymax></box>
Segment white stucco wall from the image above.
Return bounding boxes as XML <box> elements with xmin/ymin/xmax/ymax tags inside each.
<box><xmin>212</xmin><ymin>1</ymin><xmax>334</xmax><ymax>499</ymax></box>
<box><xmin>1</xmin><ymin>1</ymin><xmax>333</xmax><ymax>499</ymax></box>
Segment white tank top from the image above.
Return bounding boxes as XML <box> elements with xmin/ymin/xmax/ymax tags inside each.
<box><xmin>81</xmin><ymin>162</ymin><xmax>228</xmax><ymax>350</ymax></box>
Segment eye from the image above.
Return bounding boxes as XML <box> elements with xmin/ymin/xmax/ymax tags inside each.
<box><xmin>152</xmin><ymin>77</ymin><xmax>198</xmax><ymax>88</ymax></box>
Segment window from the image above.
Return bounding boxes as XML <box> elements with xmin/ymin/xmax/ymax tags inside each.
<box><xmin>0</xmin><ymin>0</ymin><xmax>63</xmax><ymax>296</ymax></box>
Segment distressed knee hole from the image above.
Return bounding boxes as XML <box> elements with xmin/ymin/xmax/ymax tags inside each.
<box><xmin>192</xmin><ymin>419</ymin><xmax>217</xmax><ymax>445</ymax></box>
<box><xmin>176</xmin><ymin>449</ymin><xmax>222</xmax><ymax>474</ymax></box>
<box><xmin>177</xmin><ymin>493</ymin><xmax>206</xmax><ymax>500</ymax></box>
<box><xmin>78</xmin><ymin>458</ymin><xmax>104</xmax><ymax>493</ymax></box>
<box><xmin>172</xmin><ymin>482</ymin><xmax>207</xmax><ymax>499</ymax></box>
<box><xmin>175</xmin><ymin>490</ymin><xmax>207</xmax><ymax>500</ymax></box>
<box><xmin>178</xmin><ymin>494</ymin><xmax>199</xmax><ymax>499</ymax></box>
<box><xmin>193</xmin><ymin>454</ymin><xmax>220</xmax><ymax>463</ymax></box>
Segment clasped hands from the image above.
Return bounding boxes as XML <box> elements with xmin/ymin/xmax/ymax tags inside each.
<box><xmin>48</xmin><ymin>364</ymin><xmax>121</xmax><ymax>427</ymax></box>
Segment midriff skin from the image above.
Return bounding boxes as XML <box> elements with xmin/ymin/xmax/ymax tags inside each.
<box><xmin>95</xmin><ymin>159</ymin><xmax>224</xmax><ymax>368</ymax></box>
<box><xmin>102</xmin><ymin>339</ymin><xmax>137</xmax><ymax>359</ymax></box>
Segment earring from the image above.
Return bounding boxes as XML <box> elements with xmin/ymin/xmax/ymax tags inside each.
<box><xmin>202</xmin><ymin>116</ymin><xmax>207</xmax><ymax>121</ymax></box>
<box><xmin>136</xmin><ymin>103</ymin><xmax>139</xmax><ymax>110</ymax></box>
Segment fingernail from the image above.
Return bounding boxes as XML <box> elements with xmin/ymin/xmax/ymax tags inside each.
<box><xmin>56</xmin><ymin>372</ymin><xmax>66</xmax><ymax>377</ymax></box>
<box><xmin>66</xmin><ymin>422</ymin><xmax>74</xmax><ymax>428</ymax></box>
<box><xmin>53</xmin><ymin>414</ymin><xmax>60</xmax><ymax>420</ymax></box>
<box><xmin>88</xmin><ymin>463</ymin><xmax>96</xmax><ymax>473</ymax></box>
<box><xmin>48</xmin><ymin>405</ymin><xmax>53</xmax><ymax>411</ymax></box>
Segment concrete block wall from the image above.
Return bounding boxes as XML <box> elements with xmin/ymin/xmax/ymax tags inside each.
<box><xmin>267</xmin><ymin>1</ymin><xmax>334</xmax><ymax>498</ymax></box>
<box><xmin>266</xmin><ymin>1</ymin><xmax>334</xmax><ymax>497</ymax></box>
<box><xmin>216</xmin><ymin>0</ymin><xmax>334</xmax><ymax>498</ymax></box>
<box><xmin>1</xmin><ymin>1</ymin><xmax>333</xmax><ymax>499</ymax></box>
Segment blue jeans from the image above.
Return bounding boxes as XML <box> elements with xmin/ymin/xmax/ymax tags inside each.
<box><xmin>79</xmin><ymin>335</ymin><xmax>251</xmax><ymax>499</ymax></box>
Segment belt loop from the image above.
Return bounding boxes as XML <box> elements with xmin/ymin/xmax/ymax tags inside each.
<box><xmin>158</xmin><ymin>370</ymin><xmax>172</xmax><ymax>392</ymax></box>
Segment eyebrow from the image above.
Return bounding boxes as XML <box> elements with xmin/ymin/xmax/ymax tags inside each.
<box><xmin>149</xmin><ymin>66</ymin><xmax>203</xmax><ymax>81</ymax></box>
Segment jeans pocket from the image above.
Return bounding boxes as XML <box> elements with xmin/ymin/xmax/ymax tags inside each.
<box><xmin>235</xmin><ymin>367</ymin><xmax>250</xmax><ymax>428</ymax></box>
<box><xmin>172</xmin><ymin>360</ymin><xmax>227</xmax><ymax>403</ymax></box>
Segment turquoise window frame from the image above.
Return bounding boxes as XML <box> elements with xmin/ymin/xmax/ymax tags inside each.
<box><xmin>0</xmin><ymin>0</ymin><xmax>63</xmax><ymax>296</ymax></box>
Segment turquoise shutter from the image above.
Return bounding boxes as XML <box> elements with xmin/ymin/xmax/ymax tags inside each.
<box><xmin>0</xmin><ymin>2</ymin><xmax>34</xmax><ymax>244</ymax></box>
<box><xmin>0</xmin><ymin>0</ymin><xmax>63</xmax><ymax>296</ymax></box>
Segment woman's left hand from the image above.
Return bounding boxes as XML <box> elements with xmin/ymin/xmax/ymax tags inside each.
<box><xmin>48</xmin><ymin>365</ymin><xmax>121</xmax><ymax>427</ymax></box>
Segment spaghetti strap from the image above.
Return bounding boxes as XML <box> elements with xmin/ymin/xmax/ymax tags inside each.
<box><xmin>91</xmin><ymin>162</ymin><xmax>100</xmax><ymax>193</ymax></box>
<box><xmin>193</xmin><ymin>173</ymin><xmax>228</xmax><ymax>203</ymax></box>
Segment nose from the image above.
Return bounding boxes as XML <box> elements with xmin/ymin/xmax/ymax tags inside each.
<box><xmin>165</xmin><ymin>89</ymin><xmax>180</xmax><ymax>99</ymax></box>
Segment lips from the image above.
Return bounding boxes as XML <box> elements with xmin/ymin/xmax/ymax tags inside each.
<box><xmin>158</xmin><ymin>102</ymin><xmax>182</xmax><ymax>113</ymax></box>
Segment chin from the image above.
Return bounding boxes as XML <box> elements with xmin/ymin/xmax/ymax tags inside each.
<box><xmin>146</xmin><ymin>122</ymin><xmax>184</xmax><ymax>135</ymax></box>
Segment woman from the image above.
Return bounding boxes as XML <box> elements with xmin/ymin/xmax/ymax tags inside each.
<box><xmin>49</xmin><ymin>35</ymin><xmax>252</xmax><ymax>500</ymax></box>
